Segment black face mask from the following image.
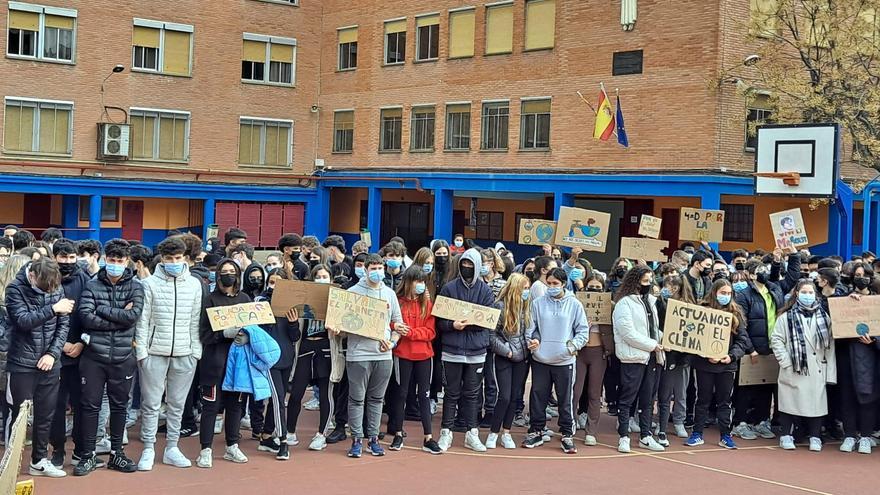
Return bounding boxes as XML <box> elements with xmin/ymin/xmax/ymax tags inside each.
<box><xmin>840</xmin><ymin>274</ymin><xmax>852</xmax><ymax>285</ymax></box>
<box><xmin>756</xmin><ymin>272</ymin><xmax>768</xmax><ymax>285</ymax></box>
<box><xmin>615</xmin><ymin>268</ymin><xmax>627</xmax><ymax>278</ymax></box>
<box><xmin>701</xmin><ymin>267</ymin><xmax>712</xmax><ymax>277</ymax></box>
<box><xmin>854</xmin><ymin>277</ymin><xmax>872</xmax><ymax>290</ymax></box>
<box><xmin>460</xmin><ymin>265</ymin><xmax>475</xmax><ymax>281</ymax></box>
<box><xmin>308</xmin><ymin>260</ymin><xmax>319</xmax><ymax>269</ymax></box>
<box><xmin>58</xmin><ymin>262</ymin><xmax>76</xmax><ymax>277</ymax></box>
<box><xmin>248</xmin><ymin>276</ymin><xmax>263</xmax><ymax>288</ymax></box>
<box><xmin>734</xmin><ymin>262</ymin><xmax>745</xmax><ymax>271</ymax></box>
<box><xmin>639</xmin><ymin>284</ymin><xmax>652</xmax><ymax>295</ymax></box>
<box><xmin>713</xmin><ymin>273</ymin><xmax>728</xmax><ymax>282</ymax></box>
<box><xmin>219</xmin><ymin>274</ymin><xmax>237</xmax><ymax>288</ymax></box>
<box><xmin>435</xmin><ymin>256</ymin><xmax>448</xmax><ymax>267</ymax></box>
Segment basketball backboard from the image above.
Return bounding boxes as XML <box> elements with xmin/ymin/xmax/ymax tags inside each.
<box><xmin>754</xmin><ymin>123</ymin><xmax>840</xmax><ymax>197</ymax></box>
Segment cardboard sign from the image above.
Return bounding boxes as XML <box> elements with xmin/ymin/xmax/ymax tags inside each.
<box><xmin>620</xmin><ymin>237</ymin><xmax>669</xmax><ymax>262</ymax></box>
<box><xmin>639</xmin><ymin>214</ymin><xmax>662</xmax><ymax>239</ymax></box>
<box><xmin>360</xmin><ymin>230</ymin><xmax>372</xmax><ymax>248</ymax></box>
<box><xmin>431</xmin><ymin>296</ymin><xmax>501</xmax><ymax>330</ymax></box>
<box><xmin>555</xmin><ymin>206</ymin><xmax>612</xmax><ymax>252</ymax></box>
<box><xmin>325</xmin><ymin>287</ymin><xmax>389</xmax><ymax>341</ymax></box>
<box><xmin>0</xmin><ymin>401</ymin><xmax>30</xmax><ymax>495</ymax></box>
<box><xmin>738</xmin><ymin>354</ymin><xmax>779</xmax><ymax>386</ymax></box>
<box><xmin>770</xmin><ymin>208</ymin><xmax>809</xmax><ymax>249</ymax></box>
<box><xmin>207</xmin><ymin>302</ymin><xmax>276</xmax><ymax>331</ymax></box>
<box><xmin>829</xmin><ymin>295</ymin><xmax>880</xmax><ymax>339</ymax></box>
<box><xmin>679</xmin><ymin>208</ymin><xmax>725</xmax><ymax>243</ymax></box>
<box><xmin>270</xmin><ymin>279</ymin><xmax>331</xmax><ymax>319</ymax></box>
<box><xmin>575</xmin><ymin>291</ymin><xmax>612</xmax><ymax>325</ymax></box>
<box><xmin>661</xmin><ymin>299</ymin><xmax>732</xmax><ymax>359</ymax></box>
<box><xmin>518</xmin><ymin>218</ymin><xmax>557</xmax><ymax>246</ymax></box>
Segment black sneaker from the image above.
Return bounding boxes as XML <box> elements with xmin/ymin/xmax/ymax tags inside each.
<box><xmin>522</xmin><ymin>432</ymin><xmax>545</xmax><ymax>449</ymax></box>
<box><xmin>389</xmin><ymin>434</ymin><xmax>404</xmax><ymax>451</ymax></box>
<box><xmin>107</xmin><ymin>451</ymin><xmax>137</xmax><ymax>473</ymax></box>
<box><xmin>179</xmin><ymin>426</ymin><xmax>199</xmax><ymax>438</ymax></box>
<box><xmin>72</xmin><ymin>453</ymin><xmax>105</xmax><ymax>468</ymax></box>
<box><xmin>73</xmin><ymin>454</ymin><xmax>98</xmax><ymax>477</ymax></box>
<box><xmin>276</xmin><ymin>443</ymin><xmax>290</xmax><ymax>461</ymax></box>
<box><xmin>50</xmin><ymin>450</ymin><xmax>65</xmax><ymax>468</ymax></box>
<box><xmin>561</xmin><ymin>436</ymin><xmax>577</xmax><ymax>454</ymax></box>
<box><xmin>258</xmin><ymin>437</ymin><xmax>281</xmax><ymax>453</ymax></box>
<box><xmin>422</xmin><ymin>438</ymin><xmax>442</xmax><ymax>455</ymax></box>
<box><xmin>326</xmin><ymin>426</ymin><xmax>347</xmax><ymax>444</ymax></box>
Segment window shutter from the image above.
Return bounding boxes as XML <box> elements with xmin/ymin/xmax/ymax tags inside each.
<box><xmin>130</xmin><ymin>114</ymin><xmax>156</xmax><ymax>159</ymax></box>
<box><xmin>335</xmin><ymin>111</ymin><xmax>354</xmax><ymax>125</ymax></box>
<box><xmin>384</xmin><ymin>19</ymin><xmax>407</xmax><ymax>34</ymax></box>
<box><xmin>8</xmin><ymin>10</ymin><xmax>39</xmax><ymax>31</ymax></box>
<box><xmin>242</xmin><ymin>40</ymin><xmax>267</xmax><ymax>62</ymax></box>
<box><xmin>132</xmin><ymin>26</ymin><xmax>160</xmax><ymax>48</ymax></box>
<box><xmin>448</xmin><ymin>10</ymin><xmax>475</xmax><ymax>58</ymax></box>
<box><xmin>270</xmin><ymin>43</ymin><xmax>294</xmax><ymax>63</ymax></box>
<box><xmin>522</xmin><ymin>99</ymin><xmax>551</xmax><ymax>114</ymax></box>
<box><xmin>44</xmin><ymin>14</ymin><xmax>75</xmax><ymax>30</ymax></box>
<box><xmin>486</xmin><ymin>4</ymin><xmax>514</xmax><ymax>54</ymax></box>
<box><xmin>525</xmin><ymin>0</ymin><xmax>555</xmax><ymax>50</ymax></box>
<box><xmin>162</xmin><ymin>30</ymin><xmax>191</xmax><ymax>75</ymax></box>
<box><xmin>381</xmin><ymin>108</ymin><xmax>402</xmax><ymax>119</ymax></box>
<box><xmin>416</xmin><ymin>14</ymin><xmax>439</xmax><ymax>27</ymax></box>
<box><xmin>4</xmin><ymin>105</ymin><xmax>34</xmax><ymax>151</ymax></box>
<box><xmin>338</xmin><ymin>27</ymin><xmax>357</xmax><ymax>44</ymax></box>
<box><xmin>446</xmin><ymin>103</ymin><xmax>471</xmax><ymax>113</ymax></box>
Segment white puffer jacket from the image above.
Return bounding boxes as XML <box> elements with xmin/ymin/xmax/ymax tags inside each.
<box><xmin>612</xmin><ymin>294</ymin><xmax>662</xmax><ymax>364</ymax></box>
<box><xmin>135</xmin><ymin>264</ymin><xmax>203</xmax><ymax>360</ymax></box>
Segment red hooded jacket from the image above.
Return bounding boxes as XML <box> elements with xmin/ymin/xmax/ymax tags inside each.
<box><xmin>394</xmin><ymin>297</ymin><xmax>435</xmax><ymax>361</ymax></box>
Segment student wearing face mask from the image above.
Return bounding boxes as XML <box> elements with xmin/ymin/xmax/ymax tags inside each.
<box><xmin>607</xmin><ymin>257</ymin><xmax>632</xmax><ymax>296</ymax></box>
<box><xmin>730</xmin><ymin>249</ymin><xmax>750</xmax><ymax>273</ymax></box>
<box><xmin>684</xmin><ymin>251</ymin><xmax>713</xmax><ymax>301</ymax></box>
<box><xmin>529</xmin><ymin>256</ymin><xmax>558</xmax><ymax>300</ymax></box>
<box><xmin>712</xmin><ymin>260</ymin><xmax>729</xmax><ymax>282</ymax></box>
<box><xmin>381</xmin><ymin>242</ymin><xmax>406</xmax><ymax>291</ymax></box>
<box><xmin>428</xmin><ymin>240</ymin><xmax>451</xmax><ymax>412</ymax></box>
<box><xmin>450</xmin><ymin>234</ymin><xmax>466</xmax><ymax>256</ymax></box>
<box><xmin>480</xmin><ymin>249</ymin><xmax>507</xmax><ymax>298</ymax></box>
<box><xmin>278</xmin><ymin>234</ymin><xmax>307</xmax><ymax>280</ymax></box>
<box><xmin>413</xmin><ymin>247</ymin><xmax>435</xmax><ymax>278</ymax></box>
<box><xmin>655</xmin><ymin>275</ymin><xmax>697</xmax><ymax>444</ymax></box>
<box><xmin>767</xmin><ymin>248</ymin><xmax>803</xmax><ymax>294</ymax></box>
<box><xmin>612</xmin><ymin>267</ymin><xmax>664</xmax><ymax>453</ymax></box>
<box><xmin>572</xmin><ymin>275</ymin><xmax>613</xmax><ymax>446</ymax></box>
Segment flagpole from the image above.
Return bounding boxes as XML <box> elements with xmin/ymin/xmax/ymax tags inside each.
<box><xmin>576</xmin><ymin>91</ymin><xmax>597</xmax><ymax>113</ymax></box>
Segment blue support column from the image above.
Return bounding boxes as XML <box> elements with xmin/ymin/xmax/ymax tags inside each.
<box><xmin>306</xmin><ymin>185</ymin><xmax>330</xmax><ymax>240</ymax></box>
<box><xmin>366</xmin><ymin>187</ymin><xmax>382</xmax><ymax>248</ymax></box>
<box><xmin>433</xmin><ymin>188</ymin><xmax>453</xmax><ymax>244</ymax></box>
<box><xmin>553</xmin><ymin>192</ymin><xmax>574</xmax><ymax>220</ymax></box>
<box><xmin>862</xmin><ymin>190</ymin><xmax>874</xmax><ymax>255</ymax></box>
<box><xmin>88</xmin><ymin>194</ymin><xmax>102</xmax><ymax>241</ymax></box>
<box><xmin>700</xmin><ymin>190</ymin><xmax>722</xmax><ymax>251</ymax></box>
<box><xmin>832</xmin><ymin>180</ymin><xmax>853</xmax><ymax>260</ymax></box>
<box><xmin>61</xmin><ymin>195</ymin><xmax>80</xmax><ymax>240</ymax></box>
<box><xmin>203</xmin><ymin>198</ymin><xmax>215</xmax><ymax>241</ymax></box>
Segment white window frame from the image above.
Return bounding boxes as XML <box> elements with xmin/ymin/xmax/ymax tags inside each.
<box><xmin>131</xmin><ymin>18</ymin><xmax>194</xmax><ymax>76</ymax></box>
<box><xmin>415</xmin><ymin>13</ymin><xmax>440</xmax><ymax>62</ymax></box>
<box><xmin>744</xmin><ymin>90</ymin><xmax>772</xmax><ymax>152</ymax></box>
<box><xmin>3</xmin><ymin>96</ymin><xmax>74</xmax><ymax>155</ymax></box>
<box><xmin>242</xmin><ymin>33</ymin><xmax>298</xmax><ymax>87</ymax></box>
<box><xmin>410</xmin><ymin>105</ymin><xmax>436</xmax><ymax>151</ymax></box>
<box><xmin>6</xmin><ymin>2</ymin><xmax>77</xmax><ymax>64</ymax></box>
<box><xmin>332</xmin><ymin>109</ymin><xmax>355</xmax><ymax>153</ymax></box>
<box><xmin>383</xmin><ymin>17</ymin><xmax>406</xmax><ymax>66</ymax></box>
<box><xmin>379</xmin><ymin>105</ymin><xmax>404</xmax><ymax>152</ymax></box>
<box><xmin>337</xmin><ymin>25</ymin><xmax>358</xmax><ymax>71</ymax></box>
<box><xmin>480</xmin><ymin>100</ymin><xmax>510</xmax><ymax>150</ymax></box>
<box><xmin>519</xmin><ymin>97</ymin><xmax>551</xmax><ymax>150</ymax></box>
<box><xmin>238</xmin><ymin>116</ymin><xmax>294</xmax><ymax>167</ymax></box>
<box><xmin>444</xmin><ymin>101</ymin><xmax>472</xmax><ymax>151</ymax></box>
<box><xmin>128</xmin><ymin>107</ymin><xmax>191</xmax><ymax>162</ymax></box>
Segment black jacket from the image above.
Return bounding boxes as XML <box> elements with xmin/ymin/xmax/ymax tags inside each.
<box><xmin>256</xmin><ymin>290</ymin><xmax>300</xmax><ymax>370</ymax></box>
<box><xmin>199</xmin><ymin>260</ymin><xmax>250</xmax><ymax>386</ymax></box>
<box><xmin>59</xmin><ymin>264</ymin><xmax>92</xmax><ymax>366</ymax></box>
<box><xmin>735</xmin><ymin>280</ymin><xmax>784</xmax><ymax>355</ymax></box>
<box><xmin>768</xmin><ymin>253</ymin><xmax>802</xmax><ymax>295</ymax></box>
<box><xmin>656</xmin><ymin>296</ymin><xmax>692</xmax><ymax>369</ymax></box>
<box><xmin>78</xmin><ymin>268</ymin><xmax>145</xmax><ymax>365</ymax></box>
<box><xmin>692</xmin><ymin>311</ymin><xmax>751</xmax><ymax>373</ymax></box>
<box><xmin>5</xmin><ymin>266</ymin><xmax>70</xmax><ymax>372</ymax></box>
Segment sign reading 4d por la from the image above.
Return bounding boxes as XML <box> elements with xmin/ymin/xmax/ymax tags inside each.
<box><xmin>555</xmin><ymin>206</ymin><xmax>611</xmax><ymax>252</ymax></box>
<box><xmin>679</xmin><ymin>208</ymin><xmax>725</xmax><ymax>243</ymax></box>
<box><xmin>661</xmin><ymin>299</ymin><xmax>732</xmax><ymax>359</ymax></box>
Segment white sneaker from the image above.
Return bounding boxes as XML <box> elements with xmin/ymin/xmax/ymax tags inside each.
<box><xmin>224</xmin><ymin>444</ymin><xmax>249</xmax><ymax>463</ymax></box>
<box><xmin>541</xmin><ymin>427</ymin><xmax>554</xmax><ymax>442</ymax></box>
<box><xmin>628</xmin><ymin>417</ymin><xmax>639</xmax><ymax>433</ymax></box>
<box><xmin>309</xmin><ymin>433</ymin><xmax>327</xmax><ymax>451</ymax></box>
<box><xmin>196</xmin><ymin>448</ymin><xmax>212</xmax><ymax>468</ymax></box>
<box><xmin>438</xmin><ymin>429</ymin><xmax>453</xmax><ymax>452</ymax></box>
<box><xmin>240</xmin><ymin>415</ymin><xmax>252</xmax><ymax>430</ymax></box>
<box><xmin>576</xmin><ymin>412</ymin><xmax>588</xmax><ymax>431</ymax></box>
<box><xmin>163</xmin><ymin>446</ymin><xmax>192</xmax><ymax>468</ymax></box>
<box><xmin>286</xmin><ymin>433</ymin><xmax>299</xmax><ymax>446</ymax></box>
<box><xmin>546</xmin><ymin>406</ymin><xmax>559</xmax><ymax>418</ymax></box>
<box><xmin>732</xmin><ymin>422</ymin><xmax>758</xmax><ymax>440</ymax></box>
<box><xmin>123</xmin><ymin>428</ymin><xmax>129</xmax><ymax>446</ymax></box>
<box><xmin>639</xmin><ymin>435</ymin><xmax>666</xmax><ymax>452</ymax></box>
<box><xmin>214</xmin><ymin>416</ymin><xmax>223</xmax><ymax>434</ymax></box>
<box><xmin>29</xmin><ymin>458</ymin><xmax>67</xmax><ymax>478</ymax></box>
<box><xmin>95</xmin><ymin>437</ymin><xmax>112</xmax><ymax>454</ymax></box>
<box><xmin>859</xmin><ymin>437</ymin><xmax>872</xmax><ymax>454</ymax></box>
<box><xmin>137</xmin><ymin>448</ymin><xmax>155</xmax><ymax>471</ymax></box>
<box><xmin>809</xmin><ymin>437</ymin><xmax>822</xmax><ymax>452</ymax></box>
<box><xmin>430</xmin><ymin>400</ymin><xmax>438</xmax><ymax>416</ymax></box>
<box><xmin>754</xmin><ymin>420</ymin><xmax>776</xmax><ymax>439</ymax></box>
<box><xmin>674</xmin><ymin>424</ymin><xmax>689</xmax><ymax>438</ymax></box>
<box><xmin>870</xmin><ymin>436</ymin><xmax>879</xmax><ymax>447</ymax></box>
<box><xmin>465</xmin><ymin>429</ymin><xmax>486</xmax><ymax>452</ymax></box>
<box><xmin>584</xmin><ymin>435</ymin><xmax>597</xmax><ymax>446</ymax></box>
<box><xmin>841</xmin><ymin>437</ymin><xmax>857</xmax><ymax>453</ymax></box>
<box><xmin>485</xmin><ymin>432</ymin><xmax>498</xmax><ymax>449</ymax></box>
<box><xmin>779</xmin><ymin>435</ymin><xmax>796</xmax><ymax>450</ymax></box>
<box><xmin>618</xmin><ymin>436</ymin><xmax>631</xmax><ymax>453</ymax></box>
<box><xmin>304</xmin><ymin>397</ymin><xmax>320</xmax><ymax>411</ymax></box>
<box><xmin>500</xmin><ymin>433</ymin><xmax>516</xmax><ymax>449</ymax></box>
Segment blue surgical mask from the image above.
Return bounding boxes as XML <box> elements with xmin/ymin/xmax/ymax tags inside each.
<box><xmin>208</xmin><ymin>272</ymin><xmax>216</xmax><ymax>283</ymax></box>
<box><xmin>660</xmin><ymin>287</ymin><xmax>672</xmax><ymax>299</ymax></box>
<box><xmin>732</xmin><ymin>281</ymin><xmax>748</xmax><ymax>293</ymax></box>
<box><xmin>355</xmin><ymin>266</ymin><xmax>366</xmax><ymax>279</ymax></box>
<box><xmin>368</xmin><ymin>269</ymin><xmax>385</xmax><ymax>283</ymax></box>
<box><xmin>386</xmin><ymin>258</ymin><xmax>402</xmax><ymax>270</ymax></box>
<box><xmin>480</xmin><ymin>265</ymin><xmax>490</xmax><ymax>276</ymax></box>
<box><xmin>798</xmin><ymin>292</ymin><xmax>816</xmax><ymax>306</ymax></box>
<box><xmin>570</xmin><ymin>268</ymin><xmax>584</xmax><ymax>281</ymax></box>
<box><xmin>415</xmin><ymin>282</ymin><xmax>426</xmax><ymax>295</ymax></box>
<box><xmin>105</xmin><ymin>263</ymin><xmax>125</xmax><ymax>277</ymax></box>
<box><xmin>98</xmin><ymin>258</ymin><xmax>106</xmax><ymax>269</ymax></box>
<box><xmin>163</xmin><ymin>262</ymin><xmax>185</xmax><ymax>277</ymax></box>
<box><xmin>547</xmin><ymin>287</ymin><xmax>563</xmax><ymax>298</ymax></box>
<box><xmin>716</xmin><ymin>294</ymin><xmax>731</xmax><ymax>306</ymax></box>
<box><xmin>454</xmin><ymin>240</ymin><xmax>463</xmax><ymax>248</ymax></box>
<box><xmin>422</xmin><ymin>263</ymin><xmax>433</xmax><ymax>274</ymax></box>
<box><xmin>315</xmin><ymin>278</ymin><xmax>331</xmax><ymax>284</ymax></box>
<box><xmin>521</xmin><ymin>289</ymin><xmax>530</xmax><ymax>301</ymax></box>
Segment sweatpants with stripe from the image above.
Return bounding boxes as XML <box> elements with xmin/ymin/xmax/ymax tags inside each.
<box><xmin>528</xmin><ymin>361</ymin><xmax>575</xmax><ymax>437</ymax></box>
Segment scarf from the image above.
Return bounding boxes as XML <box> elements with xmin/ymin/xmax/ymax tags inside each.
<box><xmin>787</xmin><ymin>300</ymin><xmax>831</xmax><ymax>376</ymax></box>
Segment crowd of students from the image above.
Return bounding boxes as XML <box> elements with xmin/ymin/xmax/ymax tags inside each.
<box><xmin>2</xmin><ymin>224</ymin><xmax>877</xmax><ymax>480</ymax></box>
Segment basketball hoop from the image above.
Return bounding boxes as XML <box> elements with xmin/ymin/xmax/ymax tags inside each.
<box><xmin>753</xmin><ymin>171</ymin><xmax>801</xmax><ymax>187</ymax></box>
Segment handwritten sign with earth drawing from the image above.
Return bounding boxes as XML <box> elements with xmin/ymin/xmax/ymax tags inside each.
<box><xmin>518</xmin><ymin>219</ymin><xmax>557</xmax><ymax>246</ymax></box>
<box><xmin>638</xmin><ymin>215</ymin><xmax>662</xmax><ymax>239</ymax></box>
<box><xmin>679</xmin><ymin>208</ymin><xmax>725</xmax><ymax>243</ymax></box>
<box><xmin>770</xmin><ymin>208</ymin><xmax>809</xmax><ymax>250</ymax></box>
<box><xmin>661</xmin><ymin>299</ymin><xmax>732</xmax><ymax>359</ymax></box>
<box><xmin>555</xmin><ymin>206</ymin><xmax>611</xmax><ymax>252</ymax></box>
<box><xmin>207</xmin><ymin>302</ymin><xmax>276</xmax><ymax>332</ymax></box>
<box><xmin>325</xmin><ymin>287</ymin><xmax>389</xmax><ymax>341</ymax></box>
<box><xmin>431</xmin><ymin>296</ymin><xmax>501</xmax><ymax>330</ymax></box>
<box><xmin>828</xmin><ymin>295</ymin><xmax>880</xmax><ymax>339</ymax></box>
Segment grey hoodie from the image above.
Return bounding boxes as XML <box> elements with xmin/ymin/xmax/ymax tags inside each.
<box><xmin>345</xmin><ymin>277</ymin><xmax>403</xmax><ymax>362</ymax></box>
<box><xmin>525</xmin><ymin>290</ymin><xmax>590</xmax><ymax>366</ymax></box>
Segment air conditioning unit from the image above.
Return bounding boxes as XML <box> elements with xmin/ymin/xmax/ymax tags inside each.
<box><xmin>98</xmin><ymin>123</ymin><xmax>130</xmax><ymax>159</ymax></box>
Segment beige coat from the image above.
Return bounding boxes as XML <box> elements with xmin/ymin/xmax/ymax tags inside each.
<box><xmin>770</xmin><ymin>312</ymin><xmax>837</xmax><ymax>417</ymax></box>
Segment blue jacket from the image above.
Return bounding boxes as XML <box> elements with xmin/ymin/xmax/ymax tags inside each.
<box><xmin>437</xmin><ymin>249</ymin><xmax>497</xmax><ymax>357</ymax></box>
<box><xmin>222</xmin><ymin>325</ymin><xmax>281</xmax><ymax>401</ymax></box>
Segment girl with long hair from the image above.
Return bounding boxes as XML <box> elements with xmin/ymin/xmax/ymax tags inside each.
<box><xmin>572</xmin><ymin>275</ymin><xmax>612</xmax><ymax>446</ymax></box>
<box><xmin>655</xmin><ymin>275</ymin><xmax>696</xmax><ymax>444</ymax></box>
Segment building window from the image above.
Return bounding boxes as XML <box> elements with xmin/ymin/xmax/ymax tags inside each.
<box><xmin>749</xmin><ymin>0</ymin><xmax>778</xmax><ymax>37</ymax></box>
<box><xmin>3</xmin><ymin>98</ymin><xmax>72</xmax><ymax>155</ymax></box>
<box><xmin>241</xmin><ymin>34</ymin><xmax>297</xmax><ymax>85</ymax></box>
<box><xmin>416</xmin><ymin>14</ymin><xmax>439</xmax><ymax>61</ymax></box>
<box><xmin>129</xmin><ymin>108</ymin><xmax>190</xmax><ymax>162</ymax></box>
<box><xmin>410</xmin><ymin>106</ymin><xmax>435</xmax><ymax>151</ymax></box>
<box><xmin>481</xmin><ymin>102</ymin><xmax>509</xmax><ymax>150</ymax></box>
<box><xmin>79</xmin><ymin>197</ymin><xmax>119</xmax><ymax>222</ymax></box>
<box><xmin>476</xmin><ymin>211</ymin><xmax>503</xmax><ymax>240</ymax></box>
<box><xmin>337</xmin><ymin>26</ymin><xmax>358</xmax><ymax>70</ymax></box>
<box><xmin>379</xmin><ymin>108</ymin><xmax>403</xmax><ymax>151</ymax></box>
<box><xmin>524</xmin><ymin>0</ymin><xmax>555</xmax><ymax>51</ymax></box>
<box><xmin>131</xmin><ymin>19</ymin><xmax>193</xmax><ymax>76</ymax></box>
<box><xmin>7</xmin><ymin>4</ymin><xmax>76</xmax><ymax>62</ymax></box>
<box><xmin>384</xmin><ymin>19</ymin><xmax>406</xmax><ymax>64</ymax></box>
<box><xmin>445</xmin><ymin>103</ymin><xmax>471</xmax><ymax>150</ymax></box>
<box><xmin>613</xmin><ymin>50</ymin><xmax>643</xmax><ymax>76</ymax></box>
<box><xmin>745</xmin><ymin>94</ymin><xmax>773</xmax><ymax>151</ymax></box>
<box><xmin>239</xmin><ymin>118</ymin><xmax>292</xmax><ymax>167</ymax></box>
<box><xmin>448</xmin><ymin>8</ymin><xmax>475</xmax><ymax>59</ymax></box>
<box><xmin>333</xmin><ymin>110</ymin><xmax>354</xmax><ymax>153</ymax></box>
<box><xmin>520</xmin><ymin>99</ymin><xmax>551</xmax><ymax>149</ymax></box>
<box><xmin>721</xmin><ymin>204</ymin><xmax>754</xmax><ymax>242</ymax></box>
<box><xmin>485</xmin><ymin>2</ymin><xmax>513</xmax><ymax>55</ymax></box>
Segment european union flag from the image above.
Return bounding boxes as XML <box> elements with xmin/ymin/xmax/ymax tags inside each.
<box><xmin>616</xmin><ymin>95</ymin><xmax>629</xmax><ymax>148</ymax></box>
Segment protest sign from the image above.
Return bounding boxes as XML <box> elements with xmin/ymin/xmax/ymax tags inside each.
<box><xmin>679</xmin><ymin>208</ymin><xmax>725</xmax><ymax>243</ymax></box>
<box><xmin>270</xmin><ymin>279</ymin><xmax>330</xmax><ymax>319</ymax></box>
<box><xmin>829</xmin><ymin>295</ymin><xmax>880</xmax><ymax>339</ymax></box>
<box><xmin>555</xmin><ymin>207</ymin><xmax>611</xmax><ymax>252</ymax></box>
<box><xmin>518</xmin><ymin>218</ymin><xmax>557</xmax><ymax>246</ymax></box>
<box><xmin>620</xmin><ymin>237</ymin><xmax>669</xmax><ymax>262</ymax></box>
<box><xmin>738</xmin><ymin>354</ymin><xmax>780</xmax><ymax>386</ymax></box>
<box><xmin>661</xmin><ymin>299</ymin><xmax>732</xmax><ymax>359</ymax></box>
<box><xmin>325</xmin><ymin>287</ymin><xmax>388</xmax><ymax>341</ymax></box>
<box><xmin>575</xmin><ymin>291</ymin><xmax>612</xmax><ymax>325</ymax></box>
<box><xmin>360</xmin><ymin>230</ymin><xmax>372</xmax><ymax>248</ymax></box>
<box><xmin>638</xmin><ymin>214</ymin><xmax>662</xmax><ymax>239</ymax></box>
<box><xmin>432</xmin><ymin>296</ymin><xmax>501</xmax><ymax>330</ymax></box>
<box><xmin>769</xmin><ymin>208</ymin><xmax>809</xmax><ymax>250</ymax></box>
<box><xmin>207</xmin><ymin>302</ymin><xmax>275</xmax><ymax>332</ymax></box>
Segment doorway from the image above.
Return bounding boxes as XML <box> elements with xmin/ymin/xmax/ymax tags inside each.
<box><xmin>381</xmin><ymin>202</ymin><xmax>430</xmax><ymax>252</ymax></box>
<box><xmin>121</xmin><ymin>200</ymin><xmax>144</xmax><ymax>241</ymax></box>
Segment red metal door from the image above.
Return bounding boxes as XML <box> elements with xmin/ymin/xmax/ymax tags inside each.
<box><xmin>260</xmin><ymin>204</ymin><xmax>283</xmax><ymax>248</ymax></box>
<box><xmin>215</xmin><ymin>202</ymin><xmax>239</xmax><ymax>242</ymax></box>
<box><xmin>282</xmin><ymin>204</ymin><xmax>304</xmax><ymax>236</ymax></box>
<box><xmin>121</xmin><ymin>200</ymin><xmax>144</xmax><ymax>241</ymax></box>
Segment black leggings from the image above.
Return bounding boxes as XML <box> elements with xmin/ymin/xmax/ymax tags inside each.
<box><xmin>389</xmin><ymin>357</ymin><xmax>433</xmax><ymax>435</ymax></box>
<box><xmin>491</xmin><ymin>356</ymin><xmax>529</xmax><ymax>433</ymax></box>
<box><xmin>288</xmin><ymin>341</ymin><xmax>331</xmax><ymax>434</ymax></box>
<box><xmin>778</xmin><ymin>412</ymin><xmax>822</xmax><ymax>439</ymax></box>
<box><xmin>617</xmin><ymin>358</ymin><xmax>659</xmax><ymax>438</ymax></box>
<box><xmin>199</xmin><ymin>384</ymin><xmax>245</xmax><ymax>449</ymax></box>
<box><xmin>693</xmin><ymin>369</ymin><xmax>735</xmax><ymax>436</ymax></box>
<box><xmin>262</xmin><ymin>366</ymin><xmax>293</xmax><ymax>438</ymax></box>
<box><xmin>50</xmin><ymin>364</ymin><xmax>82</xmax><ymax>455</ymax></box>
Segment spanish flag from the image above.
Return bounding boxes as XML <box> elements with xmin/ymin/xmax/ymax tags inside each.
<box><xmin>593</xmin><ymin>87</ymin><xmax>615</xmax><ymax>141</ymax></box>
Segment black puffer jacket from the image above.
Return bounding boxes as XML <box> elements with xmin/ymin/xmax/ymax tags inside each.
<box><xmin>256</xmin><ymin>290</ymin><xmax>300</xmax><ymax>370</ymax></box>
<box><xmin>59</xmin><ymin>263</ymin><xmax>92</xmax><ymax>366</ymax></box>
<box><xmin>199</xmin><ymin>259</ymin><xmax>250</xmax><ymax>386</ymax></box>
<box><xmin>5</xmin><ymin>265</ymin><xmax>69</xmax><ymax>372</ymax></box>
<box><xmin>735</xmin><ymin>280</ymin><xmax>784</xmax><ymax>355</ymax></box>
<box><xmin>78</xmin><ymin>268</ymin><xmax>145</xmax><ymax>365</ymax></box>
